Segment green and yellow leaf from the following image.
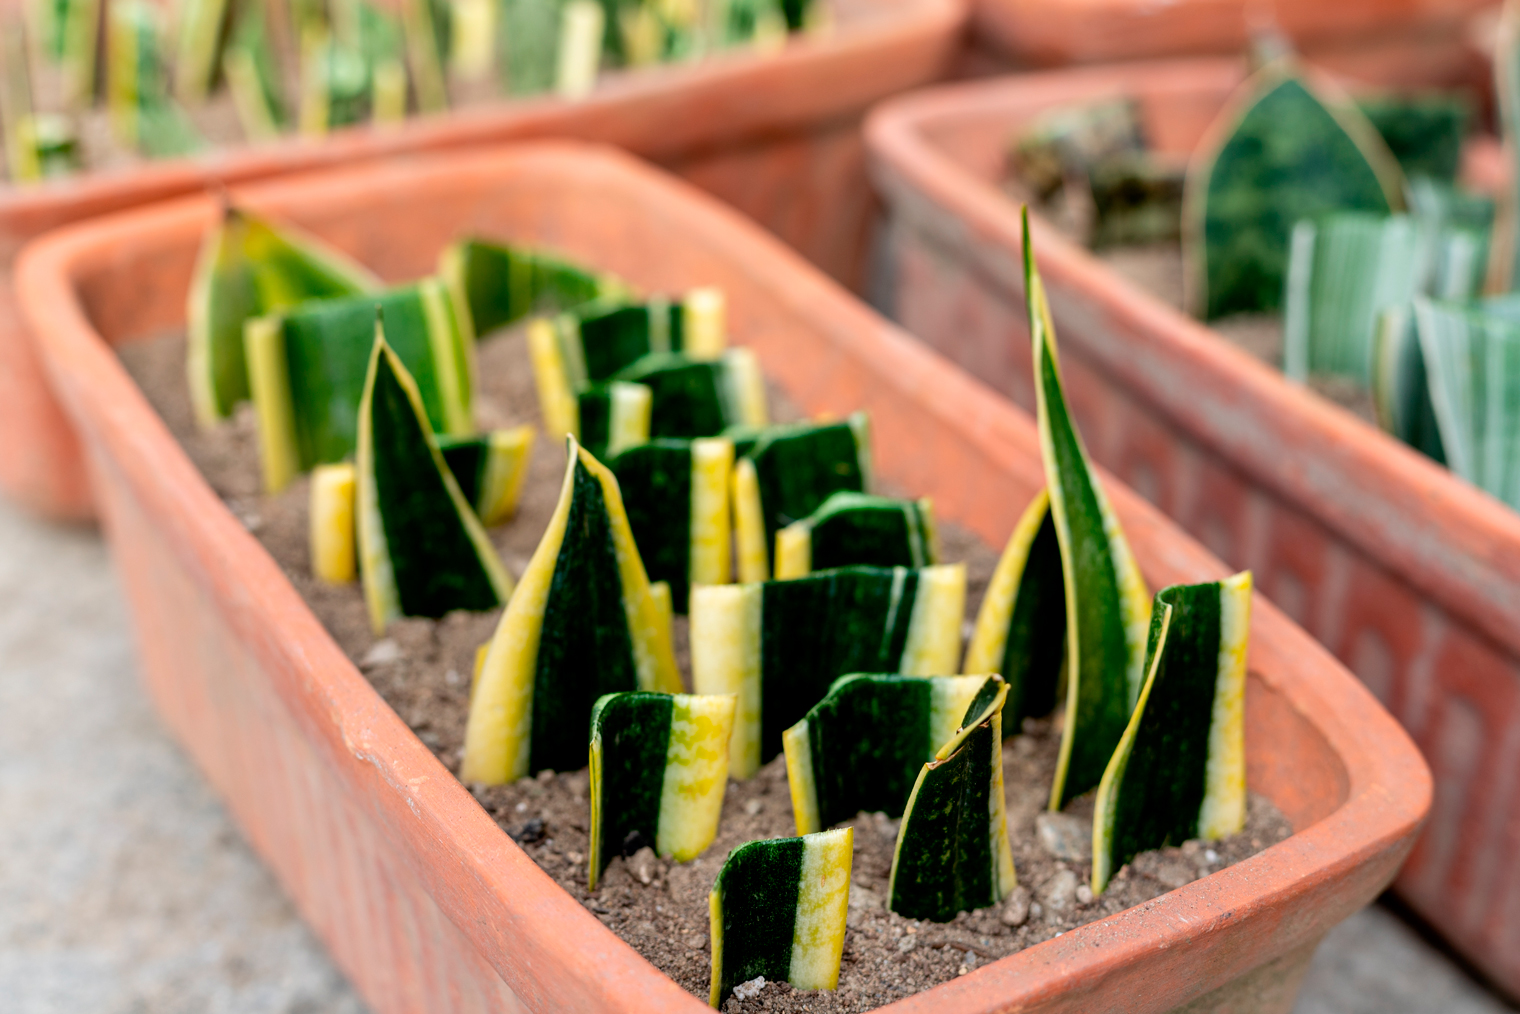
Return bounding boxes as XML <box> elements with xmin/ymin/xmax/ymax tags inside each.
<box><xmin>1024</xmin><ymin>210</ymin><xmax>1151</xmax><ymax>809</ymax></box>
<box><xmin>691</xmin><ymin>564</ymin><xmax>965</xmax><ymax>779</ymax></box>
<box><xmin>773</xmin><ymin>491</ymin><xmax>935</xmax><ymax>580</ymax></box>
<box><xmin>887</xmin><ymin>680</ymin><xmax>1016</xmax><ymax>922</ymax></box>
<box><xmin>356</xmin><ymin>331</ymin><xmax>512</xmax><ymax>633</ymax></box>
<box><xmin>783</xmin><ymin>673</ymin><xmax>1000</xmax><ymax>836</ymax></box>
<box><xmin>709</xmin><ymin>827</ymin><xmax>852</xmax><ymax>1008</ymax></box>
<box><xmin>589</xmin><ymin>691</ymin><xmax>736</xmax><ymax>888</ymax></box>
<box><xmin>1091</xmin><ymin>572</ymin><xmax>1251</xmax><ymax>894</ymax></box>
<box><xmin>461</xmin><ymin>436</ymin><xmax>680</xmax><ymax>784</ymax></box>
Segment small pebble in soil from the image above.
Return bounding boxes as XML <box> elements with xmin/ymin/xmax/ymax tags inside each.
<box><xmin>733</xmin><ymin>977</ymin><xmax>767</xmax><ymax>1001</ymax></box>
<box><xmin>1000</xmin><ymin>886</ymin><xmax>1031</xmax><ymax>927</ymax></box>
<box><xmin>1035</xmin><ymin>811</ymin><xmax>1091</xmax><ymax>861</ymax></box>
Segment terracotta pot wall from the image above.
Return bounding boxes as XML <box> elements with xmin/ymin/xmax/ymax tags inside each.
<box><xmin>0</xmin><ymin>0</ymin><xmax>965</xmax><ymax>523</ymax></box>
<box><xmin>971</xmin><ymin>0</ymin><xmax>1496</xmax><ymax>68</ymax></box>
<box><xmin>17</xmin><ymin>143</ymin><xmax>1428</xmax><ymax>1014</ymax></box>
<box><xmin>866</xmin><ymin>58</ymin><xmax>1520</xmax><ymax>999</ymax></box>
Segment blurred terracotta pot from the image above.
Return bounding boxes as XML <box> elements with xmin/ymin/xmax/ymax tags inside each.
<box><xmin>16</xmin><ymin>141</ymin><xmax>1427</xmax><ymax>1014</ymax></box>
<box><xmin>866</xmin><ymin>57</ymin><xmax>1520</xmax><ymax>999</ymax></box>
<box><xmin>971</xmin><ymin>0</ymin><xmax>1495</xmax><ymax>71</ymax></box>
<box><xmin>0</xmin><ymin>0</ymin><xmax>963</xmax><ymax>524</ymax></box>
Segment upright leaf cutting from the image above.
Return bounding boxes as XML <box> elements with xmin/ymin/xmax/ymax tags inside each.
<box><xmin>589</xmin><ymin>691</ymin><xmax>735</xmax><ymax>887</ymax></box>
<box><xmin>245</xmin><ymin>277</ymin><xmax>471</xmax><ymax>490</ymax></box>
<box><xmin>435</xmin><ymin>425</ymin><xmax>536</xmax><ymax>525</ymax></box>
<box><xmin>888</xmin><ymin>679</ymin><xmax>1016</xmax><ymax>922</ymax></box>
<box><xmin>1092</xmin><ymin>573</ymin><xmax>1252</xmax><ymax>893</ymax></box>
<box><xmin>773</xmin><ymin>491</ymin><xmax>935</xmax><ymax>580</ymax></box>
<box><xmin>612</xmin><ymin>349</ymin><xmax>768</xmax><ymax>438</ymax></box>
<box><xmin>187</xmin><ymin>205</ymin><xmax>380</xmax><ymax>426</ymax></box>
<box><xmin>1024</xmin><ymin>209</ymin><xmax>1151</xmax><ymax>809</ymax></box>
<box><xmin>1183</xmin><ymin>60</ymin><xmax>1403</xmax><ymax>319</ymax></box>
<box><xmin>731</xmin><ymin>414</ymin><xmax>872</xmax><ymax>581</ymax></box>
<box><xmin>783</xmin><ymin>673</ymin><xmax>1000</xmax><ymax>835</ymax></box>
<box><xmin>708</xmin><ymin>827</ymin><xmax>852</xmax><ymax>1008</ymax></box>
<box><xmin>690</xmin><ymin>564</ymin><xmax>965</xmax><ymax>779</ymax></box>
<box><xmin>461</xmin><ymin>436</ymin><xmax>680</xmax><ymax>784</ymax></box>
<box><xmin>356</xmin><ymin>333</ymin><xmax>511</xmax><ymax>632</ymax></box>
<box><xmin>610</xmin><ymin>437</ymin><xmax>734</xmax><ymax>611</ymax></box>
<box><xmin>963</xmin><ymin>487</ymin><xmax>1066</xmax><ymax>727</ymax></box>
<box><xmin>437</xmin><ymin>237</ymin><xmax>626</xmax><ymax>343</ymax></box>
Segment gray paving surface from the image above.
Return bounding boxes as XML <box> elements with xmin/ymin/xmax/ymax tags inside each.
<box><xmin>0</xmin><ymin>494</ymin><xmax>1512</xmax><ymax>1014</ymax></box>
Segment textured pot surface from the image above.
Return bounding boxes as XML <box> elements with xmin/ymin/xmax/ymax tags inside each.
<box><xmin>17</xmin><ymin>142</ymin><xmax>1427</xmax><ymax>1014</ymax></box>
<box><xmin>971</xmin><ymin>0</ymin><xmax>1494</xmax><ymax>68</ymax></box>
<box><xmin>866</xmin><ymin>57</ymin><xmax>1520</xmax><ymax>1000</ymax></box>
<box><xmin>0</xmin><ymin>0</ymin><xmax>963</xmax><ymax>524</ymax></box>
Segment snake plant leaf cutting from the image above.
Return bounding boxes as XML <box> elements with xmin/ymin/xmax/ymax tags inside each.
<box><xmin>1356</xmin><ymin>93</ymin><xmax>1471</xmax><ymax>185</ymax></box>
<box><xmin>108</xmin><ymin>0</ymin><xmax>204</xmax><ymax>157</ymax></box>
<box><xmin>963</xmin><ymin>487</ymin><xmax>1066</xmax><ymax>728</ymax></box>
<box><xmin>435</xmin><ymin>425</ymin><xmax>535</xmax><ymax>525</ymax></box>
<box><xmin>1091</xmin><ymin>572</ymin><xmax>1252</xmax><ymax>894</ymax></box>
<box><xmin>554</xmin><ymin>288</ymin><xmax>728</xmax><ymax>383</ymax></box>
<box><xmin>588</xmin><ymin>691</ymin><xmax>736</xmax><ymax>888</ymax></box>
<box><xmin>1024</xmin><ymin>209</ymin><xmax>1151</xmax><ymax>810</ymax></box>
<box><xmin>310</xmin><ymin>462</ymin><xmax>358</xmax><ymax>584</ymax></box>
<box><xmin>438</xmin><ymin>237</ymin><xmax>626</xmax><ymax>343</ymax></box>
<box><xmin>222</xmin><ymin>0</ymin><xmax>287</xmax><ymax>140</ymax></box>
<box><xmin>708</xmin><ymin>827</ymin><xmax>852</xmax><ymax>1008</ymax></box>
<box><xmin>1281</xmin><ymin>213</ymin><xmax>1423</xmax><ymax>384</ymax></box>
<box><xmin>244</xmin><ymin>277</ymin><xmax>471</xmax><ymax>491</ymax></box>
<box><xmin>1372</xmin><ymin>307</ymin><xmax>1446</xmax><ymax>464</ymax></box>
<box><xmin>610</xmin><ymin>437</ymin><xmax>734</xmax><ymax>611</ymax></box>
<box><xmin>461</xmin><ymin>435</ymin><xmax>681</xmax><ymax>784</ymax></box>
<box><xmin>690</xmin><ymin>563</ymin><xmax>965</xmax><ymax>779</ymax></box>
<box><xmin>356</xmin><ymin>333</ymin><xmax>512</xmax><ymax>633</ymax></box>
<box><xmin>611</xmin><ymin>349</ymin><xmax>768</xmax><ymax>438</ymax></box>
<box><xmin>731</xmin><ymin>413</ymin><xmax>871</xmax><ymax>582</ymax></box>
<box><xmin>773</xmin><ymin>491</ymin><xmax>935</xmax><ymax>580</ymax></box>
<box><xmin>1402</xmin><ymin>296</ymin><xmax>1520</xmax><ymax>507</ymax></box>
<box><xmin>887</xmin><ymin>679</ymin><xmax>1016</xmax><ymax>923</ymax></box>
<box><xmin>783</xmin><ymin>673</ymin><xmax>1001</xmax><ymax>835</ymax></box>
<box><xmin>1183</xmin><ymin>59</ymin><xmax>1404</xmax><ymax>319</ymax></box>
<box><xmin>573</xmin><ymin>381</ymin><xmax>653</xmax><ymax>461</ymax></box>
<box><xmin>187</xmin><ymin>205</ymin><xmax>380</xmax><ymax>427</ymax></box>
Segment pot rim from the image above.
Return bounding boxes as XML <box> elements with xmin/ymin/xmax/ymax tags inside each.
<box><xmin>15</xmin><ymin>140</ymin><xmax>1432</xmax><ymax>1013</ymax></box>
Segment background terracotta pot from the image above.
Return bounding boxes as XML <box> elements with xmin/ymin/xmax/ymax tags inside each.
<box><xmin>16</xmin><ymin>141</ymin><xmax>1428</xmax><ymax>1014</ymax></box>
<box><xmin>865</xmin><ymin>57</ymin><xmax>1520</xmax><ymax>1000</ymax></box>
<box><xmin>0</xmin><ymin>0</ymin><xmax>963</xmax><ymax>524</ymax></box>
<box><xmin>970</xmin><ymin>0</ymin><xmax>1495</xmax><ymax>72</ymax></box>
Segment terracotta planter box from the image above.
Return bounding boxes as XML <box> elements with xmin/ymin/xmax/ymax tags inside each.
<box><xmin>970</xmin><ymin>0</ymin><xmax>1494</xmax><ymax>71</ymax></box>
<box><xmin>0</xmin><ymin>0</ymin><xmax>963</xmax><ymax>524</ymax></box>
<box><xmin>865</xmin><ymin>57</ymin><xmax>1520</xmax><ymax>998</ymax></box>
<box><xmin>16</xmin><ymin>141</ymin><xmax>1427</xmax><ymax>1014</ymax></box>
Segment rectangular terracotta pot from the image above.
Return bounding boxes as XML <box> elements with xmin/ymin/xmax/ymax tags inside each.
<box><xmin>970</xmin><ymin>0</ymin><xmax>1493</xmax><ymax>71</ymax></box>
<box><xmin>0</xmin><ymin>0</ymin><xmax>963</xmax><ymax>524</ymax></box>
<box><xmin>865</xmin><ymin>57</ymin><xmax>1520</xmax><ymax>1000</ymax></box>
<box><xmin>16</xmin><ymin>141</ymin><xmax>1428</xmax><ymax>1014</ymax></box>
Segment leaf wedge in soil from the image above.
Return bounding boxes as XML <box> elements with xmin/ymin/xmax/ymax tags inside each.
<box><xmin>783</xmin><ymin>673</ymin><xmax>998</xmax><ymax>835</ymax></box>
<box><xmin>773</xmin><ymin>491</ymin><xmax>935</xmax><ymax>580</ymax></box>
<box><xmin>589</xmin><ymin>691</ymin><xmax>736</xmax><ymax>888</ymax></box>
<box><xmin>1091</xmin><ymin>572</ymin><xmax>1252</xmax><ymax>894</ymax></box>
<box><xmin>355</xmin><ymin>331</ymin><xmax>511</xmax><ymax>633</ymax></box>
<box><xmin>709</xmin><ymin>827</ymin><xmax>853</xmax><ymax>1007</ymax></box>
<box><xmin>887</xmin><ymin>679</ymin><xmax>1016</xmax><ymax>922</ymax></box>
<box><xmin>461</xmin><ymin>437</ymin><xmax>680</xmax><ymax>784</ymax></box>
<box><xmin>1023</xmin><ymin>208</ymin><xmax>1151</xmax><ymax>810</ymax></box>
<box><xmin>690</xmin><ymin>563</ymin><xmax>965</xmax><ymax>778</ymax></box>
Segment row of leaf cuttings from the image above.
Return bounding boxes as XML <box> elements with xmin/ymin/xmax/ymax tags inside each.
<box><xmin>186</xmin><ymin>206</ymin><xmax>1255</xmax><ymax>1008</ymax></box>
<box><xmin>1009</xmin><ymin>25</ymin><xmax>1520</xmax><ymax>513</ymax></box>
<box><xmin>0</xmin><ymin>0</ymin><xmax>825</xmax><ymax>181</ymax></box>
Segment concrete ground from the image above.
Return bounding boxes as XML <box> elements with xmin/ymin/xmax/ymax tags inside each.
<box><xmin>0</xmin><ymin>495</ymin><xmax>1513</xmax><ymax>1014</ymax></box>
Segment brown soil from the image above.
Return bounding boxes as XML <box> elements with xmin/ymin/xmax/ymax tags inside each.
<box><xmin>118</xmin><ymin>324</ymin><xmax>1292</xmax><ymax>1012</ymax></box>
